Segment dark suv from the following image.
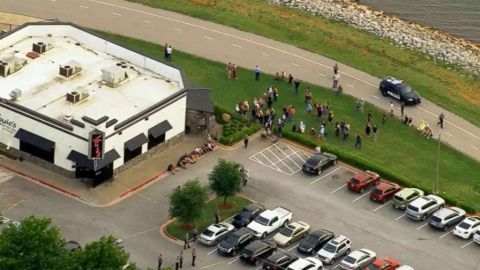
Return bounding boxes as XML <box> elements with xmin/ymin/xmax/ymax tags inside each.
<box><xmin>379</xmin><ymin>76</ymin><xmax>421</xmax><ymax>105</ymax></box>
<box><xmin>233</xmin><ymin>203</ymin><xmax>265</xmax><ymax>228</ymax></box>
<box><xmin>217</xmin><ymin>227</ymin><xmax>255</xmax><ymax>256</ymax></box>
<box><xmin>263</xmin><ymin>251</ymin><xmax>298</xmax><ymax>270</ymax></box>
<box><xmin>239</xmin><ymin>240</ymin><xmax>277</xmax><ymax>266</ymax></box>
<box><xmin>298</xmin><ymin>229</ymin><xmax>335</xmax><ymax>255</ymax></box>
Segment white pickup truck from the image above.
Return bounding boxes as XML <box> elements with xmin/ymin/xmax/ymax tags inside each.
<box><xmin>247</xmin><ymin>206</ymin><xmax>293</xmax><ymax>239</ymax></box>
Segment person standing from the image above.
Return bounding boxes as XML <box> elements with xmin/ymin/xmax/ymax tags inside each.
<box><xmin>372</xmin><ymin>125</ymin><xmax>378</xmax><ymax>142</ymax></box>
<box><xmin>294</xmin><ymin>79</ymin><xmax>301</xmax><ymax>95</ymax></box>
<box><xmin>332</xmin><ymin>72</ymin><xmax>340</xmax><ymax>90</ymax></box>
<box><xmin>232</xmin><ymin>63</ymin><xmax>237</xmax><ymax>79</ymax></box>
<box><xmin>184</xmin><ymin>233</ymin><xmax>190</xmax><ymax>249</ymax></box>
<box><xmin>179</xmin><ymin>251</ymin><xmax>184</xmax><ymax>268</ymax></box>
<box><xmin>333</xmin><ymin>62</ymin><xmax>339</xmax><ymax>74</ymax></box>
<box><xmin>157</xmin><ymin>254</ymin><xmax>163</xmax><ymax>270</ymax></box>
<box><xmin>437</xmin><ymin>112</ymin><xmax>445</xmax><ymax>128</ymax></box>
<box><xmin>166</xmin><ymin>45</ymin><xmax>173</xmax><ymax>62</ymax></box>
<box><xmin>288</xmin><ymin>74</ymin><xmax>294</xmax><ymax>88</ymax></box>
<box><xmin>336</xmin><ymin>84</ymin><xmax>343</xmax><ymax>95</ymax></box>
<box><xmin>215</xmin><ymin>208</ymin><xmax>220</xmax><ymax>224</ymax></box>
<box><xmin>389</xmin><ymin>101</ymin><xmax>394</xmax><ymax>116</ymax></box>
<box><xmin>400</xmin><ymin>102</ymin><xmax>405</xmax><ymax>117</ymax></box>
<box><xmin>192</xmin><ymin>247</ymin><xmax>197</xmax><ymax>267</ymax></box>
<box><xmin>243</xmin><ymin>134</ymin><xmax>249</xmax><ymax>148</ymax></box>
<box><xmin>175</xmin><ymin>256</ymin><xmax>180</xmax><ymax>270</ymax></box>
<box><xmin>355</xmin><ymin>133</ymin><xmax>362</xmax><ymax>149</ymax></box>
<box><xmin>164</xmin><ymin>43</ymin><xmax>169</xmax><ymax>60</ymax></box>
<box><xmin>254</xmin><ymin>65</ymin><xmax>260</xmax><ymax>81</ymax></box>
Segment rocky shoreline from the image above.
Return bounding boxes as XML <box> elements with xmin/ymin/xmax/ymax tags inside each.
<box><xmin>266</xmin><ymin>0</ymin><xmax>480</xmax><ymax>75</ymax></box>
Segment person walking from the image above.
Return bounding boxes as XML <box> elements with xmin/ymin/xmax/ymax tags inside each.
<box><xmin>179</xmin><ymin>251</ymin><xmax>184</xmax><ymax>268</ymax></box>
<box><xmin>175</xmin><ymin>256</ymin><xmax>180</xmax><ymax>270</ymax></box>
<box><xmin>355</xmin><ymin>133</ymin><xmax>362</xmax><ymax>149</ymax></box>
<box><xmin>164</xmin><ymin>43</ymin><xmax>169</xmax><ymax>60</ymax></box>
<box><xmin>254</xmin><ymin>65</ymin><xmax>260</xmax><ymax>81</ymax></box>
<box><xmin>332</xmin><ymin>72</ymin><xmax>340</xmax><ymax>90</ymax></box>
<box><xmin>192</xmin><ymin>247</ymin><xmax>197</xmax><ymax>267</ymax></box>
<box><xmin>166</xmin><ymin>45</ymin><xmax>173</xmax><ymax>62</ymax></box>
<box><xmin>157</xmin><ymin>254</ymin><xmax>163</xmax><ymax>270</ymax></box>
<box><xmin>400</xmin><ymin>102</ymin><xmax>405</xmax><ymax>117</ymax></box>
<box><xmin>333</xmin><ymin>62</ymin><xmax>339</xmax><ymax>74</ymax></box>
<box><xmin>243</xmin><ymin>134</ymin><xmax>249</xmax><ymax>148</ymax></box>
<box><xmin>184</xmin><ymin>233</ymin><xmax>190</xmax><ymax>249</ymax></box>
<box><xmin>437</xmin><ymin>112</ymin><xmax>445</xmax><ymax>128</ymax></box>
<box><xmin>215</xmin><ymin>208</ymin><xmax>220</xmax><ymax>224</ymax></box>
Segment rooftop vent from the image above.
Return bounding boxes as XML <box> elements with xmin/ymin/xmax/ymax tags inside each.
<box><xmin>0</xmin><ymin>56</ymin><xmax>27</xmax><ymax>77</ymax></box>
<box><xmin>63</xmin><ymin>114</ymin><xmax>73</xmax><ymax>122</ymax></box>
<box><xmin>32</xmin><ymin>41</ymin><xmax>53</xmax><ymax>54</ymax></box>
<box><xmin>66</xmin><ymin>87</ymin><xmax>90</xmax><ymax>104</ymax></box>
<box><xmin>59</xmin><ymin>60</ymin><xmax>82</xmax><ymax>78</ymax></box>
<box><xmin>9</xmin><ymin>88</ymin><xmax>22</xmax><ymax>101</ymax></box>
<box><xmin>101</xmin><ymin>66</ymin><xmax>127</xmax><ymax>87</ymax></box>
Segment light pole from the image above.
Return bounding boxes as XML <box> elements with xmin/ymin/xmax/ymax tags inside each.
<box><xmin>433</xmin><ymin>133</ymin><xmax>441</xmax><ymax>194</ymax></box>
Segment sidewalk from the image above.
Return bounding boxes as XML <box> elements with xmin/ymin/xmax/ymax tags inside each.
<box><xmin>0</xmin><ymin>135</ymin><xmax>207</xmax><ymax>207</ymax></box>
<box><xmin>0</xmin><ymin>11</ymin><xmax>38</xmax><ymax>31</ymax></box>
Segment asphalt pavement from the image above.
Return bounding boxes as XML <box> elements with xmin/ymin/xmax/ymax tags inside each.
<box><xmin>0</xmin><ymin>0</ymin><xmax>479</xmax><ymax>161</ymax></box>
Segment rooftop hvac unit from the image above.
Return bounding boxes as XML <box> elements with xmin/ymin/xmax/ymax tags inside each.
<box><xmin>66</xmin><ymin>91</ymin><xmax>81</xmax><ymax>104</ymax></box>
<box><xmin>59</xmin><ymin>60</ymin><xmax>82</xmax><ymax>78</ymax></box>
<box><xmin>101</xmin><ymin>66</ymin><xmax>127</xmax><ymax>87</ymax></box>
<box><xmin>0</xmin><ymin>56</ymin><xmax>27</xmax><ymax>77</ymax></box>
<box><xmin>9</xmin><ymin>88</ymin><xmax>22</xmax><ymax>100</ymax></box>
<box><xmin>0</xmin><ymin>61</ymin><xmax>9</xmax><ymax>77</ymax></box>
<box><xmin>32</xmin><ymin>41</ymin><xmax>53</xmax><ymax>54</ymax></box>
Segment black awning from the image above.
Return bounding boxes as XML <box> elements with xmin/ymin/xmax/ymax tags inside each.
<box><xmin>148</xmin><ymin>120</ymin><xmax>172</xmax><ymax>139</ymax></box>
<box><xmin>186</xmin><ymin>88</ymin><xmax>214</xmax><ymax>113</ymax></box>
<box><xmin>14</xmin><ymin>128</ymin><xmax>55</xmax><ymax>152</ymax></box>
<box><xmin>125</xmin><ymin>133</ymin><xmax>148</xmax><ymax>151</ymax></box>
<box><xmin>67</xmin><ymin>149</ymin><xmax>120</xmax><ymax>171</ymax></box>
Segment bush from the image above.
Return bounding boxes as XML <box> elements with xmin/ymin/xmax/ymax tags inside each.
<box><xmin>220</xmin><ymin>123</ymin><xmax>261</xmax><ymax>145</ymax></box>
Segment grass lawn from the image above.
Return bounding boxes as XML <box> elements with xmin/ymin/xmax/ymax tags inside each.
<box><xmin>99</xmin><ymin>32</ymin><xmax>480</xmax><ymax>212</ymax></box>
<box><xmin>128</xmin><ymin>0</ymin><xmax>480</xmax><ymax>128</ymax></box>
<box><xmin>166</xmin><ymin>196</ymin><xmax>251</xmax><ymax>240</ymax></box>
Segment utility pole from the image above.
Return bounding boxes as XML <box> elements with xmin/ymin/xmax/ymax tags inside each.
<box><xmin>433</xmin><ymin>133</ymin><xmax>441</xmax><ymax>194</ymax></box>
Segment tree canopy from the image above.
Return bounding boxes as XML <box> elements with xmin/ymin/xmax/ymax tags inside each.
<box><xmin>169</xmin><ymin>179</ymin><xmax>208</xmax><ymax>226</ymax></box>
<box><xmin>208</xmin><ymin>159</ymin><xmax>242</xmax><ymax>205</ymax></box>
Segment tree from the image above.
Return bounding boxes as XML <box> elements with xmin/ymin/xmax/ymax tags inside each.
<box><xmin>0</xmin><ymin>216</ymin><xmax>68</xmax><ymax>270</ymax></box>
<box><xmin>75</xmin><ymin>235</ymin><xmax>130</xmax><ymax>270</ymax></box>
<box><xmin>208</xmin><ymin>159</ymin><xmax>242</xmax><ymax>205</ymax></box>
<box><xmin>169</xmin><ymin>179</ymin><xmax>208</xmax><ymax>227</ymax></box>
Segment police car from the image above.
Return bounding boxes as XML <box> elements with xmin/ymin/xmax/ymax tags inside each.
<box><xmin>379</xmin><ymin>76</ymin><xmax>421</xmax><ymax>105</ymax></box>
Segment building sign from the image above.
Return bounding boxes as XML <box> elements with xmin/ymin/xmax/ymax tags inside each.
<box><xmin>88</xmin><ymin>130</ymin><xmax>105</xmax><ymax>160</ymax></box>
<box><xmin>0</xmin><ymin>113</ymin><xmax>17</xmax><ymax>134</ymax></box>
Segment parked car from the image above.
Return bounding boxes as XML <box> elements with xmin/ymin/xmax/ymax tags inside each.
<box><xmin>302</xmin><ymin>152</ymin><xmax>337</xmax><ymax>175</ymax></box>
<box><xmin>247</xmin><ymin>206</ymin><xmax>293</xmax><ymax>239</ymax></box>
<box><xmin>452</xmin><ymin>216</ymin><xmax>480</xmax><ymax>239</ymax></box>
<box><xmin>273</xmin><ymin>221</ymin><xmax>310</xmax><ymax>247</ymax></box>
<box><xmin>64</xmin><ymin>240</ymin><xmax>82</xmax><ymax>251</ymax></box>
<box><xmin>340</xmin><ymin>249</ymin><xmax>376</xmax><ymax>270</ymax></box>
<box><xmin>239</xmin><ymin>239</ymin><xmax>277</xmax><ymax>266</ymax></box>
<box><xmin>263</xmin><ymin>251</ymin><xmax>298</xmax><ymax>270</ymax></box>
<box><xmin>233</xmin><ymin>203</ymin><xmax>265</xmax><ymax>228</ymax></box>
<box><xmin>317</xmin><ymin>235</ymin><xmax>352</xmax><ymax>265</ymax></box>
<box><xmin>392</xmin><ymin>188</ymin><xmax>424</xmax><ymax>210</ymax></box>
<box><xmin>347</xmin><ymin>171</ymin><xmax>380</xmax><ymax>194</ymax></box>
<box><xmin>405</xmin><ymin>195</ymin><xmax>445</xmax><ymax>221</ymax></box>
<box><xmin>379</xmin><ymin>76</ymin><xmax>421</xmax><ymax>105</ymax></box>
<box><xmin>428</xmin><ymin>207</ymin><xmax>466</xmax><ymax>231</ymax></box>
<box><xmin>365</xmin><ymin>258</ymin><xmax>400</xmax><ymax>270</ymax></box>
<box><xmin>197</xmin><ymin>222</ymin><xmax>235</xmax><ymax>246</ymax></box>
<box><xmin>369</xmin><ymin>181</ymin><xmax>402</xmax><ymax>203</ymax></box>
<box><xmin>473</xmin><ymin>229</ymin><xmax>480</xmax><ymax>245</ymax></box>
<box><xmin>217</xmin><ymin>227</ymin><xmax>255</xmax><ymax>256</ymax></box>
<box><xmin>287</xmin><ymin>257</ymin><xmax>324</xmax><ymax>270</ymax></box>
<box><xmin>298</xmin><ymin>229</ymin><xmax>335</xmax><ymax>255</ymax></box>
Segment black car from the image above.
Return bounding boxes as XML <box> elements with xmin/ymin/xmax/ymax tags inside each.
<box><xmin>302</xmin><ymin>152</ymin><xmax>337</xmax><ymax>175</ymax></box>
<box><xmin>262</xmin><ymin>251</ymin><xmax>298</xmax><ymax>270</ymax></box>
<box><xmin>217</xmin><ymin>227</ymin><xmax>255</xmax><ymax>256</ymax></box>
<box><xmin>297</xmin><ymin>229</ymin><xmax>335</xmax><ymax>255</ymax></box>
<box><xmin>239</xmin><ymin>239</ymin><xmax>277</xmax><ymax>266</ymax></box>
<box><xmin>233</xmin><ymin>203</ymin><xmax>265</xmax><ymax>228</ymax></box>
<box><xmin>379</xmin><ymin>76</ymin><xmax>421</xmax><ymax>105</ymax></box>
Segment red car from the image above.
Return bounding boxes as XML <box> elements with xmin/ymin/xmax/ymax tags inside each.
<box><xmin>364</xmin><ymin>258</ymin><xmax>400</xmax><ymax>270</ymax></box>
<box><xmin>347</xmin><ymin>171</ymin><xmax>380</xmax><ymax>194</ymax></box>
<box><xmin>369</xmin><ymin>181</ymin><xmax>402</xmax><ymax>203</ymax></box>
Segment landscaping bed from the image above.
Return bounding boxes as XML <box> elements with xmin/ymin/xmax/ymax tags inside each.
<box><xmin>214</xmin><ymin>106</ymin><xmax>261</xmax><ymax>145</ymax></box>
<box><xmin>165</xmin><ymin>196</ymin><xmax>251</xmax><ymax>240</ymax></box>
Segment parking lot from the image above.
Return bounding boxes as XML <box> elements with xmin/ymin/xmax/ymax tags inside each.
<box><xmin>0</xmin><ymin>139</ymin><xmax>479</xmax><ymax>269</ymax></box>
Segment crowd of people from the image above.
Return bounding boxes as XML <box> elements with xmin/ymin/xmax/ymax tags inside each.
<box><xmin>167</xmin><ymin>134</ymin><xmax>217</xmax><ymax>175</ymax></box>
<box><xmin>225</xmin><ymin>62</ymin><xmax>239</xmax><ymax>79</ymax></box>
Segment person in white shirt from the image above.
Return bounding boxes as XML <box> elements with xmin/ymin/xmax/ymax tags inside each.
<box><xmin>166</xmin><ymin>45</ymin><xmax>173</xmax><ymax>62</ymax></box>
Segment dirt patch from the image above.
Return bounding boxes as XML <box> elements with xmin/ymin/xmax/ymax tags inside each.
<box><xmin>179</xmin><ymin>223</ymin><xmax>196</xmax><ymax>232</ymax></box>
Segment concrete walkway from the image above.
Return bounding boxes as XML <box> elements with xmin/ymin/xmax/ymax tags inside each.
<box><xmin>1</xmin><ymin>0</ymin><xmax>479</xmax><ymax>162</ymax></box>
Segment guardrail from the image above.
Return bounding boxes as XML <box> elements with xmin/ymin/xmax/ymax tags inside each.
<box><xmin>0</xmin><ymin>22</ymin><xmax>19</xmax><ymax>33</ymax></box>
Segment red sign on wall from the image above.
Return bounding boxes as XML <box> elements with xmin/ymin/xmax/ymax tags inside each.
<box><xmin>88</xmin><ymin>130</ymin><xmax>105</xmax><ymax>160</ymax></box>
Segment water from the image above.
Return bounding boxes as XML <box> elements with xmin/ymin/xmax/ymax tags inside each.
<box><xmin>360</xmin><ymin>0</ymin><xmax>480</xmax><ymax>45</ymax></box>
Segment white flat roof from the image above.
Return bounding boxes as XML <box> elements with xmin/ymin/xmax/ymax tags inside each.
<box><xmin>0</xmin><ymin>24</ymin><xmax>184</xmax><ymax>134</ymax></box>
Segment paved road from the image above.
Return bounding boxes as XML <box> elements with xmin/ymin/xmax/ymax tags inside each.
<box><xmin>1</xmin><ymin>0</ymin><xmax>480</xmax><ymax>161</ymax></box>
<box><xmin>2</xmin><ymin>140</ymin><xmax>479</xmax><ymax>269</ymax></box>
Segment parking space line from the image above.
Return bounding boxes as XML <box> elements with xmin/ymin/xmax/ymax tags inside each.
<box><xmin>228</xmin><ymin>257</ymin><xmax>239</xmax><ymax>264</ymax></box>
<box><xmin>271</xmin><ymin>150</ymin><xmax>302</xmax><ymax>170</ymax></box>
<box><xmin>352</xmin><ymin>193</ymin><xmax>369</xmax><ymax>203</ymax></box>
<box><xmin>286</xmin><ymin>145</ymin><xmax>306</xmax><ymax>162</ymax></box>
<box><xmin>372</xmin><ymin>95</ymin><xmax>380</xmax><ymax>99</ymax></box>
<box><xmin>199</xmin><ymin>261</ymin><xmax>223</xmax><ymax>269</ymax></box>
<box><xmin>310</xmin><ymin>167</ymin><xmax>341</xmax><ymax>185</ymax></box>
<box><xmin>372</xmin><ymin>201</ymin><xmax>392</xmax><ymax>212</ymax></box>
<box><xmin>266</xmin><ymin>149</ymin><xmax>295</xmax><ymax>174</ymax></box>
<box><xmin>303</xmin><ymin>152</ymin><xmax>311</xmax><ymax>158</ymax></box>
<box><xmin>461</xmin><ymin>241</ymin><xmax>474</xmax><ymax>248</ymax></box>
<box><xmin>259</xmin><ymin>151</ymin><xmax>283</xmax><ymax>170</ymax></box>
<box><xmin>207</xmin><ymin>248</ymin><xmax>217</xmax><ymax>255</ymax></box>
<box><xmin>255</xmin><ymin>266</ymin><xmax>262</xmax><ymax>270</ymax></box>
<box><xmin>394</xmin><ymin>214</ymin><xmax>405</xmax><ymax>220</ymax></box>
<box><xmin>262</xmin><ymin>52</ymin><xmax>269</xmax><ymax>56</ymax></box>
<box><xmin>331</xmin><ymin>184</ymin><xmax>346</xmax><ymax>194</ymax></box>
<box><xmin>333</xmin><ymin>265</ymin><xmax>340</xmax><ymax>269</ymax></box>
<box><xmin>416</xmin><ymin>222</ymin><xmax>429</xmax><ymax>230</ymax></box>
<box><xmin>439</xmin><ymin>230</ymin><xmax>452</xmax><ymax>239</ymax></box>
<box><xmin>249</xmin><ymin>155</ymin><xmax>292</xmax><ymax>176</ymax></box>
<box><xmin>287</xmin><ymin>244</ymin><xmax>299</xmax><ymax>251</ymax></box>
<box><xmin>272</xmin><ymin>144</ymin><xmax>302</xmax><ymax>170</ymax></box>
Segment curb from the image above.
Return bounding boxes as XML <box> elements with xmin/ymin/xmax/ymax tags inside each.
<box><xmin>119</xmin><ymin>170</ymin><xmax>168</xmax><ymax>198</ymax></box>
<box><xmin>160</xmin><ymin>218</ymin><xmax>184</xmax><ymax>245</ymax></box>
